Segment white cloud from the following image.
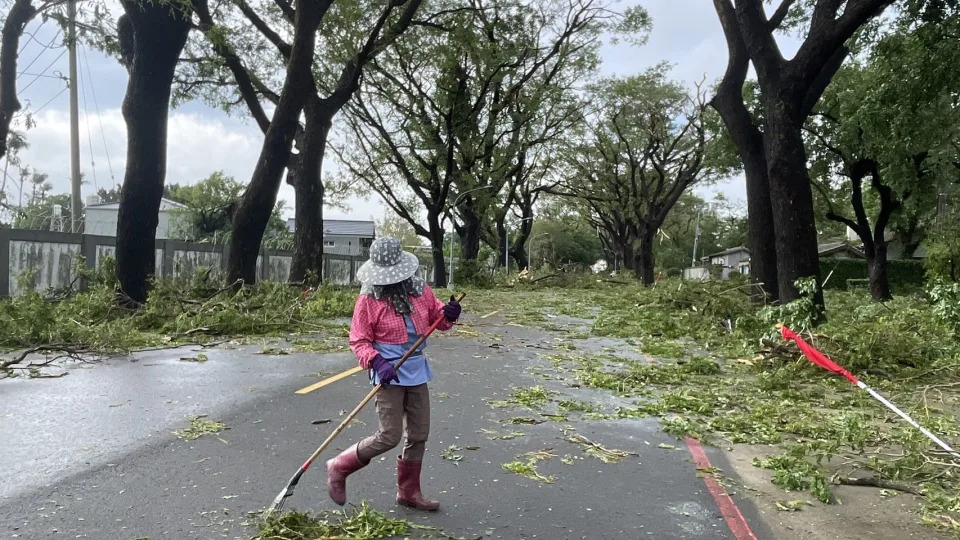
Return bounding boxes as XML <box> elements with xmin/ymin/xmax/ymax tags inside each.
<box><xmin>2</xmin><ymin>107</ymin><xmax>380</xmax><ymax>220</ymax></box>
<box><xmin>5</xmin><ymin>3</ymin><xmax>778</xmax><ymax>222</ymax></box>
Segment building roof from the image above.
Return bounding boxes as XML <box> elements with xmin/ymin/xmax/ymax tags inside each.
<box><xmin>87</xmin><ymin>198</ymin><xmax>186</xmax><ymax>211</ymax></box>
<box><xmin>706</xmin><ymin>246</ymin><xmax>750</xmax><ymax>258</ymax></box>
<box><xmin>285</xmin><ymin>218</ymin><xmax>376</xmax><ymax>236</ymax></box>
<box><xmin>818</xmin><ymin>240</ymin><xmax>865</xmax><ymax>258</ymax></box>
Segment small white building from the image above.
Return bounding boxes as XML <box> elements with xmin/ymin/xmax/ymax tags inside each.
<box><xmin>285</xmin><ymin>218</ymin><xmax>375</xmax><ymax>256</ymax></box>
<box><xmin>84</xmin><ymin>198</ymin><xmax>186</xmax><ymax>239</ymax></box>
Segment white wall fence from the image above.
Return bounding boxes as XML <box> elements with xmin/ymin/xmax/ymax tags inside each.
<box><xmin>0</xmin><ymin>228</ymin><xmax>376</xmax><ymax>297</ymax></box>
<box><xmin>682</xmin><ymin>267</ymin><xmax>710</xmax><ymax>281</ymax></box>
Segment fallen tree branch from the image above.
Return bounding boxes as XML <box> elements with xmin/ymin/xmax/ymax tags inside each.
<box><xmin>0</xmin><ymin>345</ymin><xmax>90</xmax><ymax>370</ymax></box>
<box><xmin>835</xmin><ymin>475</ymin><xmax>923</xmax><ymax>495</ymax></box>
<box><xmin>530</xmin><ymin>274</ymin><xmax>559</xmax><ymax>284</ymax></box>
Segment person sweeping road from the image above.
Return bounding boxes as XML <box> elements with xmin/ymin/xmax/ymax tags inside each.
<box><xmin>326</xmin><ymin>236</ymin><xmax>462</xmax><ymax>512</ymax></box>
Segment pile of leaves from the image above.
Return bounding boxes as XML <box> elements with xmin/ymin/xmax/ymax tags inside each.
<box><xmin>253</xmin><ymin>503</ymin><xmax>421</xmax><ymax>540</ymax></box>
<box><xmin>502</xmin><ymin>450</ymin><xmax>558</xmax><ymax>484</ymax></box>
<box><xmin>172</xmin><ymin>415</ymin><xmax>228</xmax><ymax>441</ymax></box>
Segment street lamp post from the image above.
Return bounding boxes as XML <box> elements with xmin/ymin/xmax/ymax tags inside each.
<box><xmin>446</xmin><ymin>185</ymin><xmax>495</xmax><ymax>289</ymax></box>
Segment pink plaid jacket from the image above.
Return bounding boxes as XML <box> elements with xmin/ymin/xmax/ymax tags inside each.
<box><xmin>349</xmin><ymin>285</ymin><xmax>454</xmax><ymax>369</ymax></box>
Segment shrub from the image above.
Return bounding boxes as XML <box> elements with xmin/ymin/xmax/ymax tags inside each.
<box><xmin>455</xmin><ymin>259</ymin><xmax>493</xmax><ymax>287</ymax></box>
<box><xmin>821</xmin><ymin>258</ymin><xmax>925</xmax><ymax>291</ymax></box>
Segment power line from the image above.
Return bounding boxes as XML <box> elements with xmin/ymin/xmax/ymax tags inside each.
<box><xmin>34</xmin><ymin>86</ymin><xmax>67</xmax><ymax>114</ymax></box>
<box><xmin>80</xmin><ymin>44</ymin><xmax>114</xmax><ymax>182</ymax></box>
<box><xmin>16</xmin><ymin>72</ymin><xmax>61</xmax><ymax>79</ymax></box>
<box><xmin>17</xmin><ymin>28</ymin><xmax>62</xmax><ymax>80</ymax></box>
<box><xmin>19</xmin><ymin>48</ymin><xmax>67</xmax><ymax>96</ymax></box>
<box><xmin>77</xmin><ymin>45</ymin><xmax>98</xmax><ymax>192</ymax></box>
<box><xmin>18</xmin><ymin>19</ymin><xmax>48</xmax><ymax>56</ymax></box>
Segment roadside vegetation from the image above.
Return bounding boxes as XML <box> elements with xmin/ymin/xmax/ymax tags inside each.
<box><xmin>0</xmin><ymin>263</ymin><xmax>356</xmax><ymax>375</ymax></box>
<box><xmin>465</xmin><ymin>273</ymin><xmax>960</xmax><ymax>534</ymax></box>
<box><xmin>3</xmin><ymin>266</ymin><xmax>959</xmax><ymax>534</ymax></box>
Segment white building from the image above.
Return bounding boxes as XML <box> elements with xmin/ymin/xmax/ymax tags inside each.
<box><xmin>84</xmin><ymin>198</ymin><xmax>186</xmax><ymax>239</ymax></box>
<box><xmin>285</xmin><ymin>218</ymin><xmax>375</xmax><ymax>256</ymax></box>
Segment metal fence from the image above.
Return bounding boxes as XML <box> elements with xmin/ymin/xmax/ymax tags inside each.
<box><xmin>0</xmin><ymin>228</ymin><xmax>372</xmax><ymax>297</ymax></box>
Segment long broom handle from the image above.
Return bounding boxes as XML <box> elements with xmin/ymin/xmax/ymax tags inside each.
<box><xmin>299</xmin><ymin>293</ymin><xmax>467</xmax><ymax>470</ymax></box>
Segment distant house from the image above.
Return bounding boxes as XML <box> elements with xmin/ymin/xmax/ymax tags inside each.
<box><xmin>85</xmin><ymin>197</ymin><xmax>186</xmax><ymax>239</ymax></box>
<box><xmin>818</xmin><ymin>239</ymin><xmax>865</xmax><ymax>260</ymax></box>
<box><xmin>701</xmin><ymin>246</ymin><xmax>751</xmax><ymax>279</ymax></box>
<box><xmin>285</xmin><ymin>218</ymin><xmax>375</xmax><ymax>256</ymax></box>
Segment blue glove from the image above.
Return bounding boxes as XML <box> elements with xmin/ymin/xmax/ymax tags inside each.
<box><xmin>371</xmin><ymin>355</ymin><xmax>399</xmax><ymax>386</ymax></box>
<box><xmin>443</xmin><ymin>296</ymin><xmax>461</xmax><ymax>321</ymax></box>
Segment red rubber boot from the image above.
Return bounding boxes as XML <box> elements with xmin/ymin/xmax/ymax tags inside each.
<box><xmin>396</xmin><ymin>457</ymin><xmax>440</xmax><ymax>511</ymax></box>
<box><xmin>325</xmin><ymin>444</ymin><xmax>368</xmax><ymax>506</ymax></box>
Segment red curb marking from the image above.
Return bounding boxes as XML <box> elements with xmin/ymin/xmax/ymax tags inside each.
<box><xmin>684</xmin><ymin>436</ymin><xmax>758</xmax><ymax>540</ymax></box>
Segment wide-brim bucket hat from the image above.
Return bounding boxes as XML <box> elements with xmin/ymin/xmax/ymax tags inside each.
<box><xmin>356</xmin><ymin>236</ymin><xmax>420</xmax><ymax>286</ymax></box>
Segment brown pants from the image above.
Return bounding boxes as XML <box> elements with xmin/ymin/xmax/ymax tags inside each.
<box><xmin>356</xmin><ymin>383</ymin><xmax>430</xmax><ymax>462</ymax></box>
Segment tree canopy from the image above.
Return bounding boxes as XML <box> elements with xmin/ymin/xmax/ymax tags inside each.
<box><xmin>556</xmin><ymin>66</ymin><xmax>712</xmax><ymax>284</ymax></box>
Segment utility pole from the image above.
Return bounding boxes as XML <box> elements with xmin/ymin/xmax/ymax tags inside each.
<box><xmin>67</xmin><ymin>0</ymin><xmax>82</xmax><ymax>233</ymax></box>
<box><xmin>690</xmin><ymin>208</ymin><xmax>702</xmax><ymax>267</ymax></box>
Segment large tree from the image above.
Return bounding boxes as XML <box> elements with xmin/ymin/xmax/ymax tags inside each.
<box><xmin>711</xmin><ymin>0</ymin><xmax>893</xmax><ymax>308</ymax></box>
<box><xmin>114</xmin><ymin>0</ymin><xmax>192</xmax><ymax>304</ymax></box>
<box><xmin>217</xmin><ymin>0</ymin><xmax>326</xmax><ymax>285</ymax></box>
<box><xmin>806</xmin><ymin>6</ymin><xmax>960</xmax><ymax>300</ymax></box>
<box><xmin>337</xmin><ymin>0</ymin><xmax>644</xmax><ymax>285</ymax></box>
<box><xmin>181</xmin><ymin>0</ymin><xmax>422</xmax><ymax>285</ymax></box>
<box><xmin>558</xmin><ymin>68</ymin><xmax>711</xmax><ymax>285</ymax></box>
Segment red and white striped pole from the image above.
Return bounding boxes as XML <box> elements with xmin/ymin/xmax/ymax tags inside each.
<box><xmin>779</xmin><ymin>325</ymin><xmax>960</xmax><ymax>460</ymax></box>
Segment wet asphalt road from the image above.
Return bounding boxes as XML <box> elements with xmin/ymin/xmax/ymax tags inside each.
<box><xmin>0</xmin><ymin>318</ymin><xmax>773</xmax><ymax>539</ymax></box>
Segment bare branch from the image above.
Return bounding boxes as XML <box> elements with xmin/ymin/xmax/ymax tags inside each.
<box><xmin>192</xmin><ymin>0</ymin><xmax>271</xmax><ymax>133</ymax></box>
<box><xmin>768</xmin><ymin>0</ymin><xmax>797</xmax><ymax>30</ymax></box>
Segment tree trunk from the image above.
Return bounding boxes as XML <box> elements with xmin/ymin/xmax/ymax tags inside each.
<box><xmin>740</xmin><ymin>138</ymin><xmax>778</xmax><ymax>301</ymax></box>
<box><xmin>765</xmin><ymin>105</ymin><xmax>824</xmax><ymax>308</ymax></box>
<box><xmin>428</xmin><ymin>222</ymin><xmax>447</xmax><ymax>287</ymax></box>
<box><xmin>867</xmin><ymin>242</ymin><xmax>892</xmax><ymax>301</ymax></box>
<box><xmin>289</xmin><ymin>101</ymin><xmax>332</xmax><ymax>285</ymax></box>
<box><xmin>621</xmin><ymin>241</ymin><xmax>635</xmax><ymax>271</ymax></box>
<box><xmin>228</xmin><ymin>0</ymin><xmax>323</xmax><ymax>285</ymax></box>
<box><xmin>459</xmin><ymin>209</ymin><xmax>483</xmax><ymax>260</ymax></box>
<box><xmin>708</xmin><ymin>102</ymin><xmax>777</xmax><ymax>300</ymax></box>
<box><xmin>495</xmin><ymin>221</ymin><xmax>508</xmax><ymax>269</ymax></box>
<box><xmin>0</xmin><ymin>0</ymin><xmax>36</xmax><ymax>160</ymax></box>
<box><xmin>512</xmin><ymin>213</ymin><xmax>534</xmax><ymax>271</ymax></box>
<box><xmin>710</xmin><ymin>0</ymin><xmax>778</xmax><ymax>303</ymax></box>
<box><xmin>635</xmin><ymin>229</ymin><xmax>656</xmax><ymax>286</ymax></box>
<box><xmin>114</xmin><ymin>5</ymin><xmax>190</xmax><ymax>304</ymax></box>
<box><xmin>511</xmin><ymin>245</ymin><xmax>529</xmax><ymax>271</ymax></box>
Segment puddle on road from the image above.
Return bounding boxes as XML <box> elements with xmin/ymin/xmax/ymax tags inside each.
<box><xmin>667</xmin><ymin>501</ymin><xmax>713</xmax><ymax>535</ymax></box>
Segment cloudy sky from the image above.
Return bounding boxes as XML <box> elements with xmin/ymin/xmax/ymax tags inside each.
<box><xmin>4</xmin><ymin>1</ymin><xmax>802</xmax><ymax>222</ymax></box>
